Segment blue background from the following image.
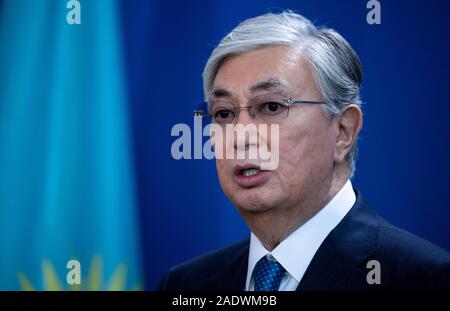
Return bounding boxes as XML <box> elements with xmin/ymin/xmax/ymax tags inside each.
<box><xmin>120</xmin><ymin>0</ymin><xmax>450</xmax><ymax>289</ymax></box>
<box><xmin>0</xmin><ymin>0</ymin><xmax>449</xmax><ymax>290</ymax></box>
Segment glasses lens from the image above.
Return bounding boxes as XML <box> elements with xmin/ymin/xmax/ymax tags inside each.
<box><xmin>250</xmin><ymin>93</ymin><xmax>289</xmax><ymax>124</ymax></box>
<box><xmin>210</xmin><ymin>101</ymin><xmax>236</xmax><ymax>125</ymax></box>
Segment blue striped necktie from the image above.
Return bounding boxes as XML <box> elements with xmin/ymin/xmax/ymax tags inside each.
<box><xmin>253</xmin><ymin>255</ymin><xmax>286</xmax><ymax>291</ymax></box>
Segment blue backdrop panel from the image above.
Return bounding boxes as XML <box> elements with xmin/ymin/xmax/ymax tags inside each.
<box><xmin>120</xmin><ymin>0</ymin><xmax>450</xmax><ymax>289</ymax></box>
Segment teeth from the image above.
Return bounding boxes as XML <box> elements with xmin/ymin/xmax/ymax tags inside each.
<box><xmin>242</xmin><ymin>168</ymin><xmax>260</xmax><ymax>177</ymax></box>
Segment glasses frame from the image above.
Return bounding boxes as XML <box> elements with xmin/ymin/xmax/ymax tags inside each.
<box><xmin>194</xmin><ymin>93</ymin><xmax>326</xmax><ymax>124</ymax></box>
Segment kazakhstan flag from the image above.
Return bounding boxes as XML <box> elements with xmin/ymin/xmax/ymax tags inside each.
<box><xmin>0</xmin><ymin>0</ymin><xmax>142</xmax><ymax>290</ymax></box>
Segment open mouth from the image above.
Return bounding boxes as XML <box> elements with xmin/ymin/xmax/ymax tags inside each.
<box><xmin>234</xmin><ymin>164</ymin><xmax>261</xmax><ymax>176</ymax></box>
<box><xmin>241</xmin><ymin>168</ymin><xmax>260</xmax><ymax>177</ymax></box>
<box><xmin>233</xmin><ymin>164</ymin><xmax>271</xmax><ymax>188</ymax></box>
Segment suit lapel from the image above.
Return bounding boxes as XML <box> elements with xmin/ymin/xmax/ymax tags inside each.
<box><xmin>206</xmin><ymin>239</ymin><xmax>250</xmax><ymax>290</ymax></box>
<box><xmin>297</xmin><ymin>189</ymin><xmax>380</xmax><ymax>291</ymax></box>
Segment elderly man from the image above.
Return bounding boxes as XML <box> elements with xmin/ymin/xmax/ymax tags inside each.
<box><xmin>159</xmin><ymin>11</ymin><xmax>450</xmax><ymax>291</ymax></box>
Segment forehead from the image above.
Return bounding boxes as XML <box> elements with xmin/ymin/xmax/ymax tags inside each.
<box><xmin>212</xmin><ymin>45</ymin><xmax>314</xmax><ymax>97</ymax></box>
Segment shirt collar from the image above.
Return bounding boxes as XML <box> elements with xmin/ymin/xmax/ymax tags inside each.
<box><xmin>245</xmin><ymin>179</ymin><xmax>356</xmax><ymax>289</ymax></box>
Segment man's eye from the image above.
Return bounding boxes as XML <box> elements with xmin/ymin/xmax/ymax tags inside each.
<box><xmin>214</xmin><ymin>109</ymin><xmax>235</xmax><ymax>121</ymax></box>
<box><xmin>261</xmin><ymin>102</ymin><xmax>285</xmax><ymax>114</ymax></box>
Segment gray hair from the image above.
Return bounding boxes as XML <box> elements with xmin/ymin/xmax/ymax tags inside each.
<box><xmin>202</xmin><ymin>11</ymin><xmax>363</xmax><ymax>178</ymax></box>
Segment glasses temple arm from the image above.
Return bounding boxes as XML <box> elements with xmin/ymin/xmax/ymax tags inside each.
<box><xmin>289</xmin><ymin>99</ymin><xmax>326</xmax><ymax>105</ymax></box>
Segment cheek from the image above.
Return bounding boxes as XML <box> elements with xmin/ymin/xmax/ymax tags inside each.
<box><xmin>277</xmin><ymin>114</ymin><xmax>336</xmax><ymax>176</ymax></box>
<box><xmin>216</xmin><ymin>159</ymin><xmax>232</xmax><ymax>189</ymax></box>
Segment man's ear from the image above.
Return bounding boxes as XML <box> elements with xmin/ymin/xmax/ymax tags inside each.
<box><xmin>335</xmin><ymin>105</ymin><xmax>363</xmax><ymax>163</ymax></box>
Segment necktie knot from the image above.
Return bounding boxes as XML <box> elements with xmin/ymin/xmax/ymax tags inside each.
<box><xmin>253</xmin><ymin>255</ymin><xmax>286</xmax><ymax>291</ymax></box>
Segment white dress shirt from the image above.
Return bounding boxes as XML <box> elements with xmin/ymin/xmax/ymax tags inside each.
<box><xmin>245</xmin><ymin>179</ymin><xmax>356</xmax><ymax>291</ymax></box>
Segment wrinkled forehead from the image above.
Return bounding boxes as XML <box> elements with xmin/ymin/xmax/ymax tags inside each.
<box><xmin>209</xmin><ymin>78</ymin><xmax>289</xmax><ymax>101</ymax></box>
<box><xmin>211</xmin><ymin>46</ymin><xmax>314</xmax><ymax>101</ymax></box>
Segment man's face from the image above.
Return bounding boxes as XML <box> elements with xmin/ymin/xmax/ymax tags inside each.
<box><xmin>213</xmin><ymin>46</ymin><xmax>339</xmax><ymax>216</ymax></box>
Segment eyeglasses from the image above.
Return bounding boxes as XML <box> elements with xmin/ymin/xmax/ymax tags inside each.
<box><xmin>194</xmin><ymin>92</ymin><xmax>326</xmax><ymax>125</ymax></box>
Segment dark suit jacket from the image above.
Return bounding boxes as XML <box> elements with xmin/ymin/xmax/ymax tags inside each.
<box><xmin>158</xmin><ymin>189</ymin><xmax>450</xmax><ymax>290</ymax></box>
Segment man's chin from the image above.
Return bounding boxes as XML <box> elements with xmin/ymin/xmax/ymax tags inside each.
<box><xmin>231</xmin><ymin>189</ymin><xmax>280</xmax><ymax>214</ymax></box>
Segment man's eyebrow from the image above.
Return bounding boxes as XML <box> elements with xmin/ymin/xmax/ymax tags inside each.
<box><xmin>209</xmin><ymin>88</ymin><xmax>233</xmax><ymax>99</ymax></box>
<box><xmin>249</xmin><ymin>78</ymin><xmax>289</xmax><ymax>93</ymax></box>
<box><xmin>209</xmin><ymin>78</ymin><xmax>288</xmax><ymax>99</ymax></box>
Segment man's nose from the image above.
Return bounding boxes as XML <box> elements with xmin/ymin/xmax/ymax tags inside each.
<box><xmin>233</xmin><ymin>107</ymin><xmax>259</xmax><ymax>151</ymax></box>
